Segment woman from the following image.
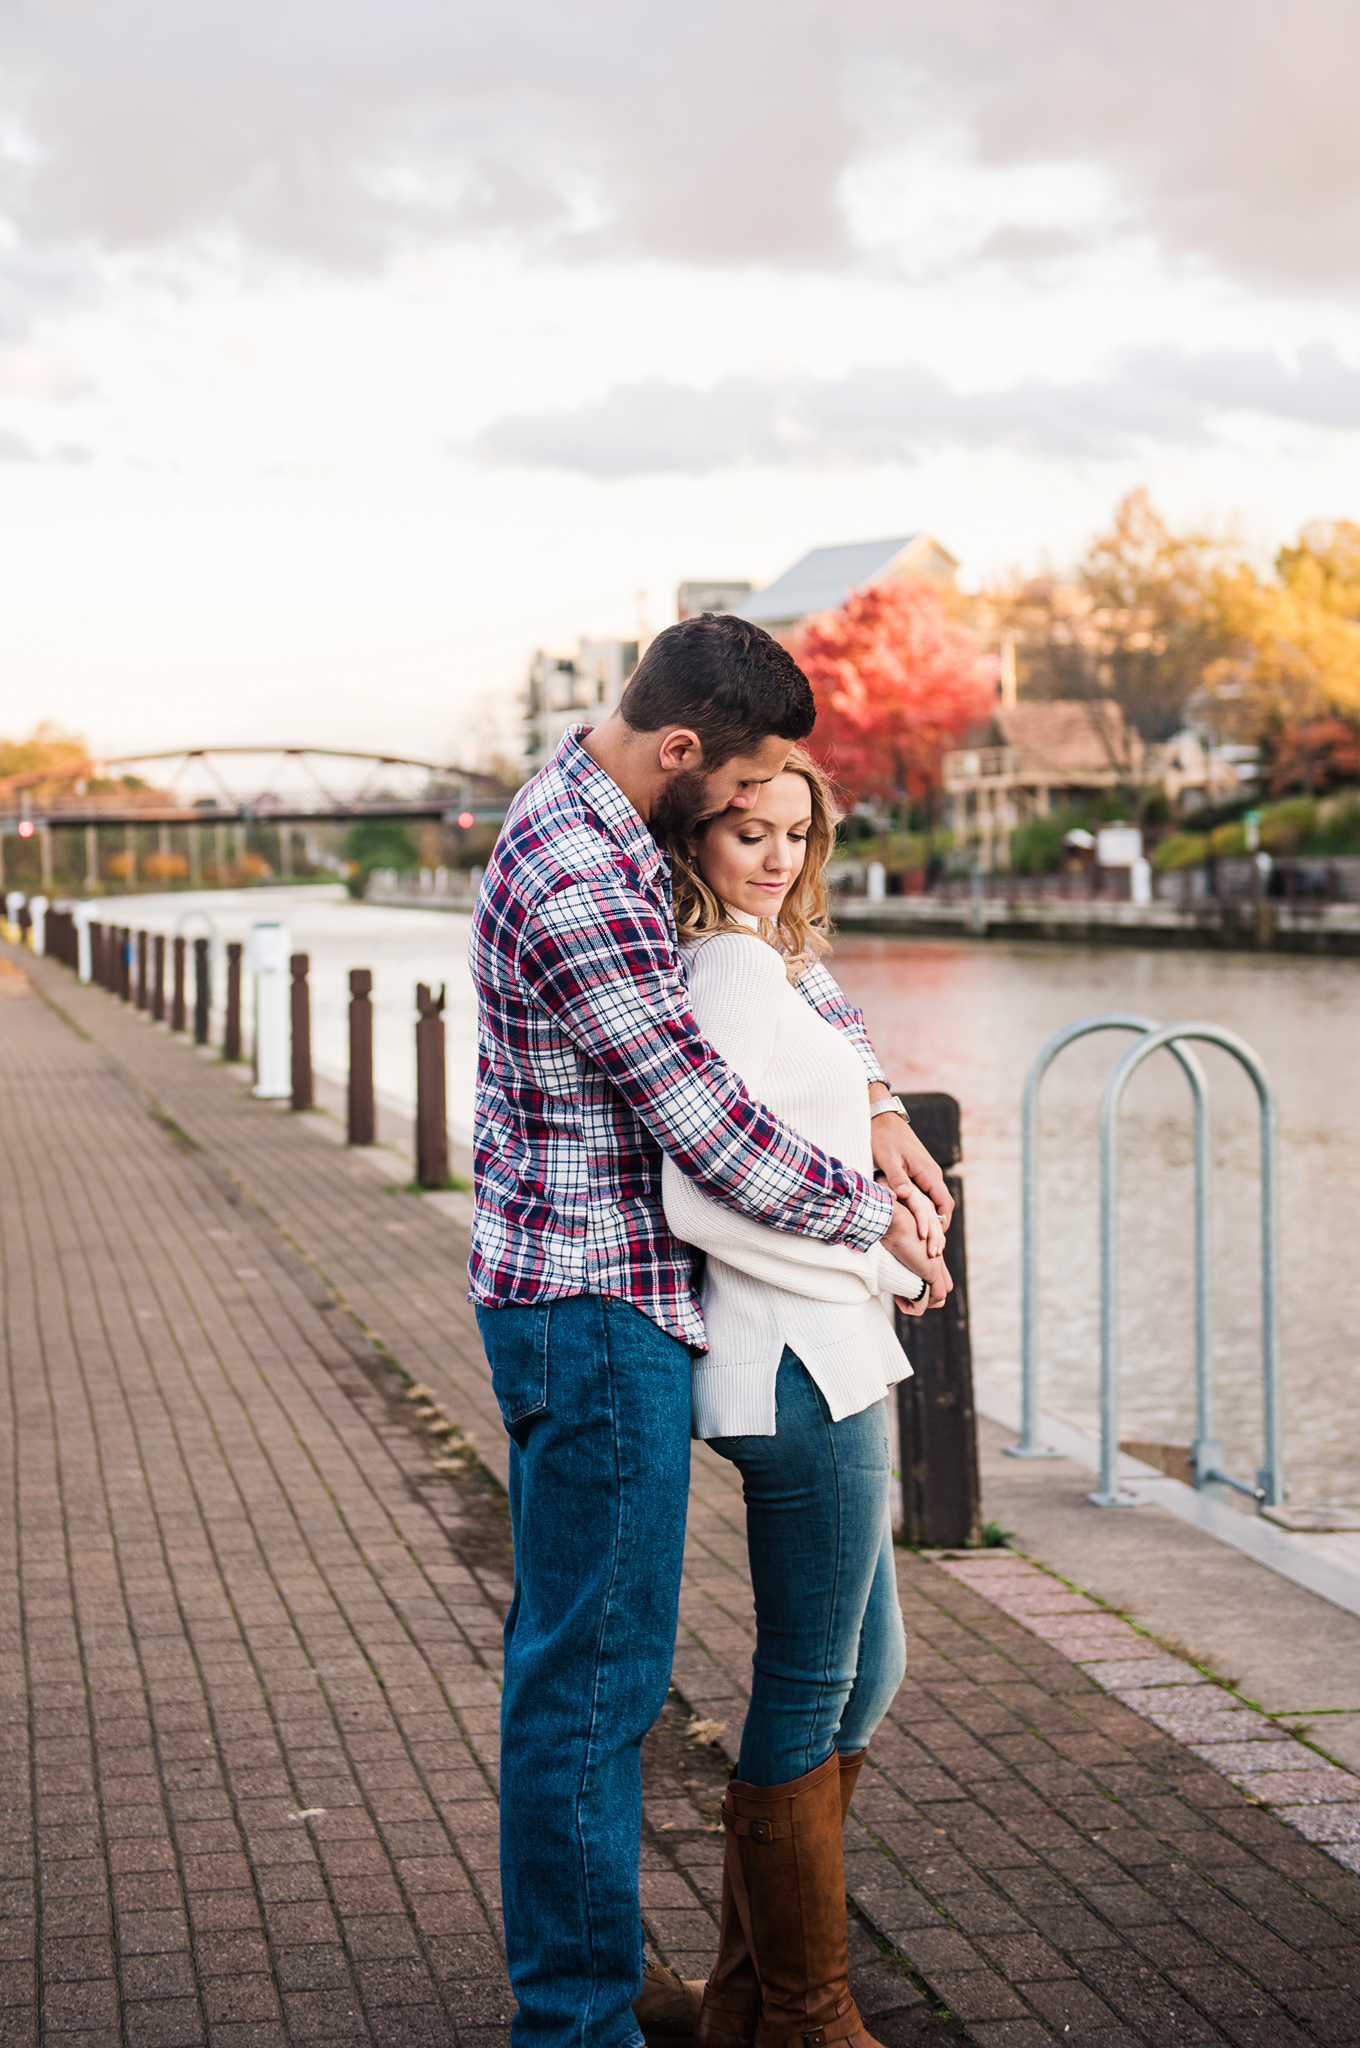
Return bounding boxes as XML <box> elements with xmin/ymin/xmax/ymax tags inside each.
<box><xmin>663</xmin><ymin>747</ymin><xmax>948</xmax><ymax>2048</ymax></box>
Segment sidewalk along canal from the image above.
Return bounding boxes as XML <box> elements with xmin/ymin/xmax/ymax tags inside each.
<box><xmin>12</xmin><ymin>934</ymin><xmax>1360</xmax><ymax>2043</ymax></box>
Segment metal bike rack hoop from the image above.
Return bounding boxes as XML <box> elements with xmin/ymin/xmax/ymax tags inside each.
<box><xmin>1092</xmin><ymin>1021</ymin><xmax>1282</xmax><ymax>1511</ymax></box>
<box><xmin>1010</xmin><ymin>1014</ymin><xmax>1211</xmax><ymax>1462</ymax></box>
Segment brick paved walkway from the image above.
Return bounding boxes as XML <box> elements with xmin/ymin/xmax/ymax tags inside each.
<box><xmin>11</xmin><ymin>942</ymin><xmax>1360</xmax><ymax>2046</ymax></box>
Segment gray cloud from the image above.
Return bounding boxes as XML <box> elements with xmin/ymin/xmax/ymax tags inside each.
<box><xmin>0</xmin><ymin>2</ymin><xmax>1353</xmax><ymax>289</ymax></box>
<box><xmin>473</xmin><ymin>345</ymin><xmax>1360</xmax><ymax>476</ymax></box>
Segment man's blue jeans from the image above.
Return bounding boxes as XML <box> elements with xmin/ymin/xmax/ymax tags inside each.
<box><xmin>708</xmin><ymin>1350</ymin><xmax>907</xmax><ymax>1786</ymax></box>
<box><xmin>476</xmin><ymin>1295</ymin><xmax>693</xmax><ymax>2048</ymax></box>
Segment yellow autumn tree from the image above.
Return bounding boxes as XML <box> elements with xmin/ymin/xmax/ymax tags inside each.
<box><xmin>0</xmin><ymin>720</ymin><xmax>87</xmax><ymax>785</ymax></box>
<box><xmin>1214</xmin><ymin>521</ymin><xmax>1360</xmax><ymax>720</ymax></box>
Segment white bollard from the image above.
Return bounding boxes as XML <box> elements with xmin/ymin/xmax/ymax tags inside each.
<box><xmin>5</xmin><ymin>889</ymin><xmax>23</xmax><ymax>940</ymax></box>
<box><xmin>74</xmin><ymin>902</ymin><xmax>93</xmax><ymax>983</ymax></box>
<box><xmin>866</xmin><ymin>861</ymin><xmax>887</xmax><ymax>903</ymax></box>
<box><xmin>245</xmin><ymin>921</ymin><xmax>293</xmax><ymax>1099</ymax></box>
<box><xmin>1130</xmin><ymin>857</ymin><xmax>1152</xmax><ymax>906</ymax></box>
<box><xmin>28</xmin><ymin>894</ymin><xmax>48</xmax><ymax>953</ymax></box>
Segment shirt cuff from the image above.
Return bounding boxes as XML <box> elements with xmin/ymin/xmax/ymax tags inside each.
<box><xmin>852</xmin><ymin>1040</ymin><xmax>888</xmax><ymax>1088</ymax></box>
<box><xmin>839</xmin><ymin>1176</ymin><xmax>896</xmax><ymax>1251</ymax></box>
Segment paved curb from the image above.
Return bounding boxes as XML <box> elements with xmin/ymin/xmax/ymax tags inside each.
<box><xmin>937</xmin><ymin>1553</ymin><xmax>1360</xmax><ymax>1874</ymax></box>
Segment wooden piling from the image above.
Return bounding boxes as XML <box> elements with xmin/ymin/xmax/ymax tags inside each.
<box><xmin>290</xmin><ymin>954</ymin><xmax>312</xmax><ymax>1111</ymax></box>
<box><xmin>136</xmin><ymin>931</ymin><xmax>148</xmax><ymax>1010</ymax></box>
<box><xmin>347</xmin><ymin>969</ymin><xmax>375</xmax><ymax>1145</ymax></box>
<box><xmin>224</xmin><ymin>943</ymin><xmax>243</xmax><ymax>1061</ymax></box>
<box><xmin>172</xmin><ymin>936</ymin><xmax>186</xmax><ymax>1032</ymax></box>
<box><xmin>894</xmin><ymin>1091</ymin><xmax>980</xmax><ymax>1549</ymax></box>
<box><xmin>415</xmin><ymin>982</ymin><xmax>448</xmax><ymax>1189</ymax></box>
<box><xmin>152</xmin><ymin>934</ymin><xmax>165</xmax><ymax>1022</ymax></box>
<box><xmin>118</xmin><ymin>928</ymin><xmax>132</xmax><ymax>1002</ymax></box>
<box><xmin>193</xmin><ymin>938</ymin><xmax>210</xmax><ymax>1045</ymax></box>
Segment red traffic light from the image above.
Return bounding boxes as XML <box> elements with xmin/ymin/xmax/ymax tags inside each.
<box><xmin>457</xmin><ymin>811</ymin><xmax>474</xmax><ymax>829</ymax></box>
<box><xmin>17</xmin><ymin>819</ymin><xmax>35</xmax><ymax>838</ymax></box>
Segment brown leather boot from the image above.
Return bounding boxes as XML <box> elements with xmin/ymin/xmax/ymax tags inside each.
<box><xmin>633</xmin><ymin>1956</ymin><xmax>707</xmax><ymax>2042</ymax></box>
<box><xmin>695</xmin><ymin>1753</ymin><xmax>868</xmax><ymax>2048</ymax></box>
<box><xmin>695</xmin><ymin>1770</ymin><xmax>761</xmax><ymax>2048</ymax></box>
<box><xmin>836</xmin><ymin>1750</ymin><xmax>866</xmax><ymax>1822</ymax></box>
<box><xmin>723</xmin><ymin>1752</ymin><xmax>881</xmax><ymax>2048</ymax></box>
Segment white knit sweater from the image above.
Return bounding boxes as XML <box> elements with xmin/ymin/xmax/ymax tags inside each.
<box><xmin>662</xmin><ymin>925</ymin><xmax>917</xmax><ymax>1438</ymax></box>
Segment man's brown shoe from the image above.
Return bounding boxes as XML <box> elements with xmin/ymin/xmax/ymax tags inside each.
<box><xmin>633</xmin><ymin>1957</ymin><xmax>707</xmax><ymax>2042</ymax></box>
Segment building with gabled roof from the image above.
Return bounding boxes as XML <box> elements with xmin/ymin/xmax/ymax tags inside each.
<box><xmin>738</xmin><ymin>534</ymin><xmax>958</xmax><ymax>635</ymax></box>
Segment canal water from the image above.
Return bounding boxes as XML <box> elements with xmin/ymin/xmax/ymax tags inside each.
<box><xmin>113</xmin><ymin>887</ymin><xmax>1357</xmax><ymax>1509</ymax></box>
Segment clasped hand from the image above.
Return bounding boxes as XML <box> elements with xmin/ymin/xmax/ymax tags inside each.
<box><xmin>868</xmin><ymin>1088</ymin><xmax>952</xmax><ymax>1316</ymax></box>
<box><xmin>880</xmin><ymin>1198</ymin><xmax>952</xmax><ymax>1317</ymax></box>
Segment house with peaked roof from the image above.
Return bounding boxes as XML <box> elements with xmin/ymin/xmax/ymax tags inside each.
<box><xmin>738</xmin><ymin>534</ymin><xmax>958</xmax><ymax>635</ymax></box>
<box><xmin>941</xmin><ymin>701</ymin><xmax>1142</xmax><ymax>871</ymax></box>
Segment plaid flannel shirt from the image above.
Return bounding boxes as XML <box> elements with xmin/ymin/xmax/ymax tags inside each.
<box><xmin>468</xmin><ymin>727</ymin><xmax>894</xmax><ymax>1347</ymax></box>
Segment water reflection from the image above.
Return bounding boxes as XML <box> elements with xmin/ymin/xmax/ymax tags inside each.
<box><xmin>831</xmin><ymin>937</ymin><xmax>1359</xmax><ymax>1507</ymax></box>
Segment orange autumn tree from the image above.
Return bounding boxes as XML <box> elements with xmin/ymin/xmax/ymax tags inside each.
<box><xmin>789</xmin><ymin>579</ymin><xmax>996</xmax><ymax>811</ymax></box>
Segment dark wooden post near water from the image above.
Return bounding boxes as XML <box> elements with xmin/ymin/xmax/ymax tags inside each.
<box><xmin>89</xmin><ymin>923</ymin><xmax>103</xmax><ymax>986</ymax></box>
<box><xmin>290</xmin><ymin>954</ymin><xmax>313</xmax><ymax>1111</ymax></box>
<box><xmin>224</xmin><ymin>943</ymin><xmax>242</xmax><ymax>1060</ymax></box>
<box><xmin>171</xmin><ymin>936</ymin><xmax>186</xmax><ymax>1032</ymax></box>
<box><xmin>894</xmin><ymin>1091</ymin><xmax>980</xmax><ymax>1549</ymax></box>
<box><xmin>118</xmin><ymin>928</ymin><xmax>132</xmax><ymax>1002</ymax></box>
<box><xmin>348</xmin><ymin>969</ymin><xmax>375</xmax><ymax>1145</ymax></box>
<box><xmin>152</xmin><ymin>934</ymin><xmax>165</xmax><ymax>1022</ymax></box>
<box><xmin>415</xmin><ymin>982</ymin><xmax>448</xmax><ymax>1188</ymax></box>
<box><xmin>136</xmin><ymin>931</ymin><xmax>148</xmax><ymax>1010</ymax></box>
<box><xmin>193</xmin><ymin>938</ymin><xmax>210</xmax><ymax>1045</ymax></box>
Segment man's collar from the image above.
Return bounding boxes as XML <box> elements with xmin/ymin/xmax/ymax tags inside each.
<box><xmin>555</xmin><ymin>725</ymin><xmax>664</xmax><ymax>879</ymax></box>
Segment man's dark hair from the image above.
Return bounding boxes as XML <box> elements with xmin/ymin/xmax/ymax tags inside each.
<box><xmin>618</xmin><ymin>612</ymin><xmax>815</xmax><ymax>765</ymax></box>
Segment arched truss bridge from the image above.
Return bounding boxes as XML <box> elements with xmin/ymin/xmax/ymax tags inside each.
<box><xmin>0</xmin><ymin>746</ymin><xmax>510</xmax><ymax>831</ymax></box>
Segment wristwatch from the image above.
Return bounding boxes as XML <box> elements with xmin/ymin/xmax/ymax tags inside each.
<box><xmin>869</xmin><ymin>1094</ymin><xmax>912</xmax><ymax>1126</ymax></box>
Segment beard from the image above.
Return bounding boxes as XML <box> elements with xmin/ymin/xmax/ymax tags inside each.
<box><xmin>651</xmin><ymin>765</ymin><xmax>723</xmax><ymax>837</ymax></box>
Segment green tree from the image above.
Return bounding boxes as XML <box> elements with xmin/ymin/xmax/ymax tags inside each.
<box><xmin>344</xmin><ymin>819</ymin><xmax>419</xmax><ymax>898</ymax></box>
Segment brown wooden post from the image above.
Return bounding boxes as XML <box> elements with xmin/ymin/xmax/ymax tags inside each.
<box><xmin>348</xmin><ymin>968</ymin><xmax>375</xmax><ymax>1145</ymax></box>
<box><xmin>172</xmin><ymin>936</ymin><xmax>186</xmax><ymax>1032</ymax></box>
<box><xmin>894</xmin><ymin>1091</ymin><xmax>980</xmax><ymax>1549</ymax></box>
<box><xmin>224</xmin><ymin>943</ymin><xmax>243</xmax><ymax>1061</ymax></box>
<box><xmin>118</xmin><ymin>927</ymin><xmax>132</xmax><ymax>1002</ymax></box>
<box><xmin>290</xmin><ymin>953</ymin><xmax>313</xmax><ymax>1110</ymax></box>
<box><xmin>152</xmin><ymin>933</ymin><xmax>165</xmax><ymax>1022</ymax></box>
<box><xmin>415</xmin><ymin>982</ymin><xmax>448</xmax><ymax>1188</ymax></box>
<box><xmin>89</xmin><ymin>922</ymin><xmax>102</xmax><ymax>985</ymax></box>
<box><xmin>136</xmin><ymin>930</ymin><xmax>148</xmax><ymax>1010</ymax></box>
<box><xmin>193</xmin><ymin>937</ymin><xmax>210</xmax><ymax>1045</ymax></box>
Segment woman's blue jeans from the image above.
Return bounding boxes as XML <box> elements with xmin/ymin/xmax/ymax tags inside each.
<box><xmin>476</xmin><ymin>1295</ymin><xmax>693</xmax><ymax>2048</ymax></box>
<box><xmin>708</xmin><ymin>1350</ymin><xmax>907</xmax><ymax>1786</ymax></box>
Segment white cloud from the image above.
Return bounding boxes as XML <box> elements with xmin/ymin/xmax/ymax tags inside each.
<box><xmin>473</xmin><ymin>345</ymin><xmax>1360</xmax><ymax>477</ymax></box>
<box><xmin>0</xmin><ymin>1</ymin><xmax>1352</xmax><ymax>292</ymax></box>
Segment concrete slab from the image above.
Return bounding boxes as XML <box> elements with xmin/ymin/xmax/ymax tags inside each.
<box><xmin>978</xmin><ymin>1412</ymin><xmax>1360</xmax><ymax>1724</ymax></box>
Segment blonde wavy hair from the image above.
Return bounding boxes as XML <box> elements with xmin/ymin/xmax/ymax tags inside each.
<box><xmin>669</xmin><ymin>744</ymin><xmax>838</xmax><ymax>982</ymax></box>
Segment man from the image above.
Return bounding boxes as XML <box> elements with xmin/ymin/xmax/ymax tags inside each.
<box><xmin>470</xmin><ymin>614</ymin><xmax>951</xmax><ymax>2048</ymax></box>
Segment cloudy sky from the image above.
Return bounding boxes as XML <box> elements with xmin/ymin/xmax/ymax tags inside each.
<box><xmin>1</xmin><ymin>0</ymin><xmax>1358</xmax><ymax>764</ymax></box>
